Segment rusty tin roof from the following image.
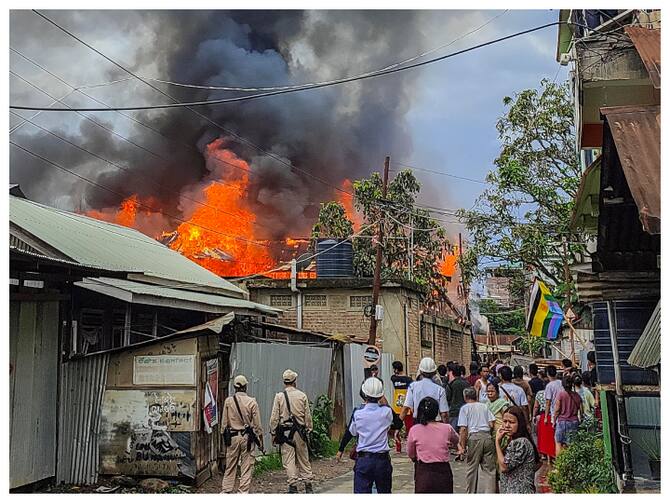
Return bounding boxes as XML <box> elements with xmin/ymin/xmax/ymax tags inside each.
<box><xmin>625</xmin><ymin>26</ymin><xmax>661</xmax><ymax>88</ymax></box>
<box><xmin>601</xmin><ymin>104</ymin><xmax>660</xmax><ymax>234</ymax></box>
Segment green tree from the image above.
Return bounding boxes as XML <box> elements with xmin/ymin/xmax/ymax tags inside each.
<box><xmin>478</xmin><ymin>298</ymin><xmax>525</xmax><ymax>336</ymax></box>
<box><xmin>310</xmin><ymin>202</ymin><xmax>354</xmax><ymax>240</ymax></box>
<box><xmin>517</xmin><ymin>335</ymin><xmax>546</xmax><ymax>357</ymax></box>
<box><xmin>457</xmin><ymin>79</ymin><xmax>584</xmax><ymax>299</ymax></box>
<box><xmin>547</xmin><ymin>425</ymin><xmax>617</xmax><ymax>493</ymax></box>
<box><xmin>353</xmin><ymin>170</ymin><xmax>451</xmax><ymax>304</ymax></box>
<box><xmin>310</xmin><ymin>170</ymin><xmax>452</xmax><ymax>306</ymax></box>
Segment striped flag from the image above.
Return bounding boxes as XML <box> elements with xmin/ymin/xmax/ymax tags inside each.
<box><xmin>526</xmin><ymin>279</ymin><xmax>564</xmax><ymax>340</ymax></box>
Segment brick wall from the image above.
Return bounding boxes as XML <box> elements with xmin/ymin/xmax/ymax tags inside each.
<box><xmin>249</xmin><ymin>287</ymin><xmax>373</xmax><ymax>341</ymax></box>
<box><xmin>247</xmin><ymin>283</ymin><xmax>472</xmax><ymax>373</ymax></box>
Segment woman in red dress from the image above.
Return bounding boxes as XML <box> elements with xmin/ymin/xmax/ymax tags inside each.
<box><xmin>533</xmin><ymin>388</ymin><xmax>556</xmax><ymax>461</ymax></box>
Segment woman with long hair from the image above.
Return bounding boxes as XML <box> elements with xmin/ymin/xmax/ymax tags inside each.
<box><xmin>495</xmin><ymin>406</ymin><xmax>539</xmax><ymax>494</ymax></box>
<box><xmin>553</xmin><ymin>374</ymin><xmax>582</xmax><ymax>456</ymax></box>
<box><xmin>406</xmin><ymin>397</ymin><xmax>459</xmax><ymax>493</ymax></box>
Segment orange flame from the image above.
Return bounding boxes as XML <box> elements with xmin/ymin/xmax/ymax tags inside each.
<box><xmin>337</xmin><ymin>179</ymin><xmax>362</xmax><ymax>231</ymax></box>
<box><xmin>82</xmin><ymin>142</ymin><xmax>367</xmax><ymax>279</ymax></box>
<box><xmin>439</xmin><ymin>244</ymin><xmax>460</xmax><ymax>277</ymax></box>
<box><xmin>165</xmin><ymin>144</ymin><xmax>275</xmax><ymax>277</ymax></box>
<box><xmin>86</xmin><ymin>194</ymin><xmax>140</xmax><ymax>227</ymax></box>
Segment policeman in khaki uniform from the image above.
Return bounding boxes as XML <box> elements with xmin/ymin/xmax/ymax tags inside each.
<box><xmin>270</xmin><ymin>369</ymin><xmax>314</xmax><ymax>493</ymax></box>
<box><xmin>221</xmin><ymin>375</ymin><xmax>263</xmax><ymax>494</ymax></box>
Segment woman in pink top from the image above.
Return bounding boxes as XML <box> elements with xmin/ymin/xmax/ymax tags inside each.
<box><xmin>407</xmin><ymin>397</ymin><xmax>460</xmax><ymax>493</ymax></box>
<box><xmin>553</xmin><ymin>375</ymin><xmax>582</xmax><ymax>456</ymax></box>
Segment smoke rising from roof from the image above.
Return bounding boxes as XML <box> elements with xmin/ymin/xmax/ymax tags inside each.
<box><xmin>10</xmin><ymin>10</ymin><xmax>429</xmax><ymax>238</ymax></box>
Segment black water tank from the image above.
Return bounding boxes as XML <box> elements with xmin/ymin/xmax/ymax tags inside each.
<box><xmin>316</xmin><ymin>238</ymin><xmax>354</xmax><ymax>278</ymax></box>
<box><xmin>592</xmin><ymin>300</ymin><xmax>659</xmax><ymax>386</ymax></box>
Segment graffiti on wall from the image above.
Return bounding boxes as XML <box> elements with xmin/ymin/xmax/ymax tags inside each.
<box><xmin>99</xmin><ymin>390</ymin><xmax>197</xmax><ymax>477</ymax></box>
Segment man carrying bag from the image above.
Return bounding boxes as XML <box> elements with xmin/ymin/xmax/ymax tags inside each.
<box><xmin>221</xmin><ymin>375</ymin><xmax>264</xmax><ymax>494</ymax></box>
<box><xmin>270</xmin><ymin>369</ymin><xmax>314</xmax><ymax>493</ymax></box>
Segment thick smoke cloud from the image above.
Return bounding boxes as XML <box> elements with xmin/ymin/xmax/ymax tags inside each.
<box><xmin>10</xmin><ymin>10</ymin><xmax>429</xmax><ymax>239</ymax></box>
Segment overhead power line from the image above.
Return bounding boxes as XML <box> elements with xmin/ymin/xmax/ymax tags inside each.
<box><xmin>11</xmin><ymin>19</ymin><xmax>562</xmax><ymax>112</ymax></box>
<box><xmin>391</xmin><ymin>162</ymin><xmax>488</xmax><ymax>184</ymax></box>
<box><xmin>9</xmin><ymin>140</ymin><xmax>271</xmax><ymax>249</ymax></box>
<box><xmin>26</xmin><ymin>9</ymin><xmax>355</xmax><ymax>199</ymax></box>
<box><xmin>229</xmin><ymin>221</ymin><xmax>377</xmax><ymax>282</ymax></box>
<box><xmin>63</xmin><ymin>10</ymin><xmax>509</xmax><ymax>93</ymax></box>
<box><xmin>9</xmin><ymin>47</ymin><xmax>332</xmax><ymax>211</ymax></box>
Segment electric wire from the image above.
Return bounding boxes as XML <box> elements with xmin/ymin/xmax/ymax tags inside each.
<box><xmin>9</xmin><ymin>88</ymin><xmax>77</xmax><ymax>134</ymax></box>
<box><xmin>391</xmin><ymin>162</ymin><xmax>488</xmax><ymax>184</ymax></box>
<box><xmin>9</xmin><ymin>140</ymin><xmax>272</xmax><ymax>249</ymax></box>
<box><xmin>229</xmin><ymin>221</ymin><xmax>377</xmax><ymax>282</ymax></box>
<box><xmin>25</xmin><ymin>9</ymin><xmax>356</xmax><ymax>200</ymax></box>
<box><xmin>10</xmin><ymin>47</ymin><xmax>332</xmax><ymax>212</ymax></box>
<box><xmin>11</xmin><ymin>18</ymin><xmax>564</xmax><ymax>112</ymax></box>
<box><xmin>10</xmin><ymin>68</ymin><xmax>170</xmax><ymax>164</ymax></box>
<box><xmin>76</xmin><ymin>10</ymin><xmax>509</xmax><ymax>93</ymax></box>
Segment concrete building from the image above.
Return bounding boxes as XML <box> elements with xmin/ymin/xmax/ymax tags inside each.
<box><xmin>244</xmin><ymin>277</ymin><xmax>474</xmax><ymax>374</ymax></box>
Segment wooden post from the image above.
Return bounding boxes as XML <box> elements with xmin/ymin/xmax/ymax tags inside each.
<box><xmin>368</xmin><ymin>156</ymin><xmax>390</xmax><ymax>346</ymax></box>
<box><xmin>562</xmin><ymin>238</ymin><xmax>576</xmax><ymax>364</ymax></box>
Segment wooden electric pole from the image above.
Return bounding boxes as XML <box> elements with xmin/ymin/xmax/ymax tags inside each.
<box><xmin>368</xmin><ymin>156</ymin><xmax>390</xmax><ymax>346</ymax></box>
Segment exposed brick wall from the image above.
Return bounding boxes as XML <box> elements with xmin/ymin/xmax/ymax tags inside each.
<box><xmin>247</xmin><ymin>283</ymin><xmax>473</xmax><ymax>372</ymax></box>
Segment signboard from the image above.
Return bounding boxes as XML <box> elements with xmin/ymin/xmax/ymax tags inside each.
<box><xmin>362</xmin><ymin>345</ymin><xmax>381</xmax><ymax>368</ymax></box>
<box><xmin>203</xmin><ymin>359</ymin><xmax>218</xmax><ymax>433</ymax></box>
<box><xmin>133</xmin><ymin>355</ymin><xmax>196</xmax><ymax>386</ymax></box>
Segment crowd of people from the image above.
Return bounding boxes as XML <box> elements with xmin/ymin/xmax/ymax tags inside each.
<box><xmin>337</xmin><ymin>355</ymin><xmax>599</xmax><ymax>494</ymax></box>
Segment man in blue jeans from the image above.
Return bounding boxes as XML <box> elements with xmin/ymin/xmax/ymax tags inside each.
<box><xmin>348</xmin><ymin>377</ymin><xmax>394</xmax><ymax>493</ymax></box>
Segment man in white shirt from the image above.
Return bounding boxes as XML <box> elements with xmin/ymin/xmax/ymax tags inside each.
<box><xmin>457</xmin><ymin>387</ymin><xmax>496</xmax><ymax>493</ymax></box>
<box><xmin>400</xmin><ymin>357</ymin><xmax>449</xmax><ymax>423</ymax></box>
<box><xmin>499</xmin><ymin>366</ymin><xmax>530</xmax><ymax>422</ymax></box>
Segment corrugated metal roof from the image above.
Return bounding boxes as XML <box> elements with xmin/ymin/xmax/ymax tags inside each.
<box><xmin>75</xmin><ymin>277</ymin><xmax>280</xmax><ymax>316</ymax></box>
<box><xmin>10</xmin><ymin>245</ymin><xmax>131</xmax><ymax>273</ymax></box>
<box><xmin>628</xmin><ymin>300</ymin><xmax>660</xmax><ymax>369</ymax></box>
<box><xmin>625</xmin><ymin>26</ymin><xmax>661</xmax><ymax>88</ymax></box>
<box><xmin>10</xmin><ymin>195</ymin><xmax>245</xmax><ymax>297</ymax></box>
<box><xmin>601</xmin><ymin>105</ymin><xmax>660</xmax><ymax>234</ymax></box>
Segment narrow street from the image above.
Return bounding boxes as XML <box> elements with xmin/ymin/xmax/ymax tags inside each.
<box><xmin>8</xmin><ymin>8</ymin><xmax>661</xmax><ymax>496</ymax></box>
<box><xmin>318</xmin><ymin>452</ymin><xmax>464</xmax><ymax>493</ymax></box>
<box><xmin>318</xmin><ymin>452</ymin><xmax>552</xmax><ymax>493</ymax></box>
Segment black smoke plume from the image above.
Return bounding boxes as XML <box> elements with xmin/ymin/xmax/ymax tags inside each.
<box><xmin>10</xmin><ymin>10</ymin><xmax>427</xmax><ymax>240</ymax></box>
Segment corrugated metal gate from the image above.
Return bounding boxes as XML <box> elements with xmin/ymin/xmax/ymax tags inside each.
<box><xmin>57</xmin><ymin>354</ymin><xmax>109</xmax><ymax>485</ymax></box>
<box><xmin>228</xmin><ymin>342</ymin><xmax>333</xmax><ymax>448</ymax></box>
<box><xmin>9</xmin><ymin>301</ymin><xmax>60</xmax><ymax>489</ymax></box>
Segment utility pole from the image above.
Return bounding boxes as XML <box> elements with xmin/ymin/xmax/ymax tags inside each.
<box><xmin>459</xmin><ymin>233</ymin><xmax>478</xmax><ymax>363</ymax></box>
<box><xmin>368</xmin><ymin>156</ymin><xmax>390</xmax><ymax>346</ymax></box>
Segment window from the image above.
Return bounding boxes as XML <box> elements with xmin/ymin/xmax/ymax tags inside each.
<box><xmin>304</xmin><ymin>295</ymin><xmax>327</xmax><ymax>307</ymax></box>
<box><xmin>270</xmin><ymin>294</ymin><xmax>293</xmax><ymax>307</ymax></box>
<box><xmin>350</xmin><ymin>295</ymin><xmax>373</xmax><ymax>309</ymax></box>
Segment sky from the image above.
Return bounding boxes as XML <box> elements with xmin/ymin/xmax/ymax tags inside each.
<box><xmin>8</xmin><ymin>9</ymin><xmax>568</xmax><ymax>246</ymax></box>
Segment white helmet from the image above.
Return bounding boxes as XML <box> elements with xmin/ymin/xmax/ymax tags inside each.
<box><xmin>419</xmin><ymin>357</ymin><xmax>437</xmax><ymax>374</ymax></box>
<box><xmin>361</xmin><ymin>377</ymin><xmax>384</xmax><ymax>398</ymax></box>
